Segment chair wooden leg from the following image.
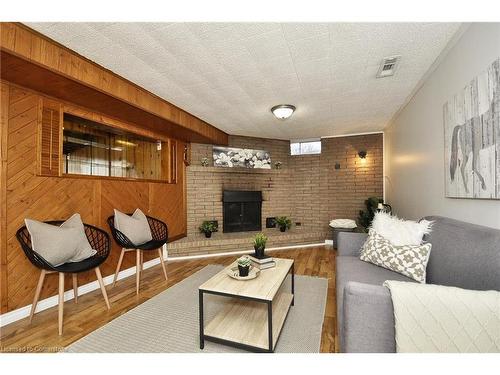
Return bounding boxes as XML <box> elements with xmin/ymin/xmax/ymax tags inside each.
<box><xmin>158</xmin><ymin>248</ymin><xmax>168</xmax><ymax>281</ymax></box>
<box><xmin>29</xmin><ymin>270</ymin><xmax>46</xmax><ymax>323</ymax></box>
<box><xmin>95</xmin><ymin>267</ymin><xmax>110</xmax><ymax>310</ymax></box>
<box><xmin>140</xmin><ymin>251</ymin><xmax>144</xmax><ymax>273</ymax></box>
<box><xmin>72</xmin><ymin>274</ymin><xmax>78</xmax><ymax>304</ymax></box>
<box><xmin>58</xmin><ymin>272</ymin><xmax>64</xmax><ymax>335</ymax></box>
<box><xmin>136</xmin><ymin>249</ymin><xmax>141</xmax><ymax>295</ymax></box>
<box><xmin>113</xmin><ymin>248</ymin><xmax>125</xmax><ymax>287</ymax></box>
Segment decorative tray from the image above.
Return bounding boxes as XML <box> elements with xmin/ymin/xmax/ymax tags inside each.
<box><xmin>226</xmin><ymin>266</ymin><xmax>260</xmax><ymax>281</ymax></box>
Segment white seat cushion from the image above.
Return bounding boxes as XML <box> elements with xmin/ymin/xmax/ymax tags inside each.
<box><xmin>329</xmin><ymin>219</ymin><xmax>357</xmax><ymax>229</ymax></box>
<box><xmin>114</xmin><ymin>208</ymin><xmax>153</xmax><ymax>246</ymax></box>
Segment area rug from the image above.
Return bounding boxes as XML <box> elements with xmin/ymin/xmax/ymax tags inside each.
<box><xmin>65</xmin><ymin>265</ymin><xmax>328</xmax><ymax>353</ymax></box>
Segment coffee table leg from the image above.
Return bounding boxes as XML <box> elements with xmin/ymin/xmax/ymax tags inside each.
<box><xmin>199</xmin><ymin>290</ymin><xmax>205</xmax><ymax>349</ymax></box>
<box><xmin>268</xmin><ymin>300</ymin><xmax>273</xmax><ymax>352</ymax></box>
<box><xmin>291</xmin><ymin>263</ymin><xmax>295</xmax><ymax>306</ymax></box>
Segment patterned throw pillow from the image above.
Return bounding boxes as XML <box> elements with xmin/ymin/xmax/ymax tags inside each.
<box><xmin>360</xmin><ymin>230</ymin><xmax>432</xmax><ymax>283</ymax></box>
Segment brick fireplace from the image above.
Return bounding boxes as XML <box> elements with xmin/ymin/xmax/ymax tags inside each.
<box><xmin>223</xmin><ymin>190</ymin><xmax>262</xmax><ymax>233</ymax></box>
<box><xmin>167</xmin><ymin>134</ymin><xmax>383</xmax><ymax>257</ymax></box>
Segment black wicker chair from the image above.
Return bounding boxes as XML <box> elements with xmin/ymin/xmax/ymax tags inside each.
<box><xmin>107</xmin><ymin>214</ymin><xmax>168</xmax><ymax>294</ymax></box>
<box><xmin>16</xmin><ymin>221</ymin><xmax>111</xmax><ymax>335</ymax></box>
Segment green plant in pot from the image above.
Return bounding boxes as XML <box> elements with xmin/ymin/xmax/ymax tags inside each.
<box><xmin>357</xmin><ymin>196</ymin><xmax>383</xmax><ymax>232</ymax></box>
<box><xmin>253</xmin><ymin>233</ymin><xmax>268</xmax><ymax>258</ymax></box>
<box><xmin>275</xmin><ymin>216</ymin><xmax>292</xmax><ymax>232</ymax></box>
<box><xmin>237</xmin><ymin>255</ymin><xmax>251</xmax><ymax>277</ymax></box>
<box><xmin>199</xmin><ymin>220</ymin><xmax>218</xmax><ymax>238</ymax></box>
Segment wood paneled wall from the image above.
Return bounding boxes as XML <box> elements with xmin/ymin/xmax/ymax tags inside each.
<box><xmin>0</xmin><ymin>83</ymin><xmax>187</xmax><ymax>313</ymax></box>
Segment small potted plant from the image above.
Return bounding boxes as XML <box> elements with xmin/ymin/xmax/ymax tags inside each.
<box><xmin>237</xmin><ymin>255</ymin><xmax>251</xmax><ymax>277</ymax></box>
<box><xmin>253</xmin><ymin>233</ymin><xmax>268</xmax><ymax>258</ymax></box>
<box><xmin>199</xmin><ymin>220</ymin><xmax>218</xmax><ymax>238</ymax></box>
<box><xmin>275</xmin><ymin>216</ymin><xmax>292</xmax><ymax>232</ymax></box>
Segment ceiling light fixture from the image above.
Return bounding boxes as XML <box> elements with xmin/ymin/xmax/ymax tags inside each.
<box><xmin>271</xmin><ymin>104</ymin><xmax>296</xmax><ymax>120</ymax></box>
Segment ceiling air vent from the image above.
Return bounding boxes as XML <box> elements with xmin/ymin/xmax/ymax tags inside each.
<box><xmin>376</xmin><ymin>56</ymin><xmax>401</xmax><ymax>78</ymax></box>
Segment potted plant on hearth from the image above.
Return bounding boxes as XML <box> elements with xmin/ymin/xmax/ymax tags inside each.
<box><xmin>275</xmin><ymin>216</ymin><xmax>292</xmax><ymax>232</ymax></box>
<box><xmin>199</xmin><ymin>221</ymin><xmax>218</xmax><ymax>238</ymax></box>
<box><xmin>237</xmin><ymin>255</ymin><xmax>251</xmax><ymax>277</ymax></box>
<box><xmin>253</xmin><ymin>232</ymin><xmax>268</xmax><ymax>258</ymax></box>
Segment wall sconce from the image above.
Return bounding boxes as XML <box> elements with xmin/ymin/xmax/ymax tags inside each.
<box><xmin>358</xmin><ymin>150</ymin><xmax>367</xmax><ymax>159</ymax></box>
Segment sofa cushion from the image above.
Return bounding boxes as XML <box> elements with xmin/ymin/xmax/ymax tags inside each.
<box><xmin>336</xmin><ymin>255</ymin><xmax>416</xmax><ymax>350</ymax></box>
<box><xmin>423</xmin><ymin>216</ymin><xmax>500</xmax><ymax>290</ymax></box>
<box><xmin>360</xmin><ymin>230</ymin><xmax>432</xmax><ymax>283</ymax></box>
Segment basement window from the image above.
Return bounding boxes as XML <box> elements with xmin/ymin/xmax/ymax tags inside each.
<box><xmin>290</xmin><ymin>140</ymin><xmax>321</xmax><ymax>156</ymax></box>
<box><xmin>62</xmin><ymin>114</ymin><xmax>175</xmax><ymax>182</ymax></box>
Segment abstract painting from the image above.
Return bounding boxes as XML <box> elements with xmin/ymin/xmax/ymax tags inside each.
<box><xmin>444</xmin><ymin>57</ymin><xmax>500</xmax><ymax>199</ymax></box>
<box><xmin>212</xmin><ymin>146</ymin><xmax>271</xmax><ymax>169</ymax></box>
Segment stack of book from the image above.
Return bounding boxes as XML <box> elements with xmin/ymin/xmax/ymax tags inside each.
<box><xmin>249</xmin><ymin>254</ymin><xmax>276</xmax><ymax>270</ymax></box>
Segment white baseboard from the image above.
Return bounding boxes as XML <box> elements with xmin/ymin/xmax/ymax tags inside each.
<box><xmin>0</xmin><ymin>242</ymin><xmax>326</xmax><ymax>327</ymax></box>
<box><xmin>0</xmin><ymin>245</ymin><xmax>167</xmax><ymax>328</ymax></box>
<box><xmin>324</xmin><ymin>239</ymin><xmax>333</xmax><ymax>245</ymax></box>
<box><xmin>167</xmin><ymin>242</ymin><xmax>326</xmax><ymax>262</ymax></box>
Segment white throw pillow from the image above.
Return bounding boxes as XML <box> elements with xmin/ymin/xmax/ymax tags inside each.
<box><xmin>360</xmin><ymin>230</ymin><xmax>432</xmax><ymax>283</ymax></box>
<box><xmin>61</xmin><ymin>213</ymin><xmax>97</xmax><ymax>262</ymax></box>
<box><xmin>114</xmin><ymin>208</ymin><xmax>153</xmax><ymax>246</ymax></box>
<box><xmin>370</xmin><ymin>212</ymin><xmax>433</xmax><ymax>246</ymax></box>
<box><xmin>25</xmin><ymin>215</ymin><xmax>96</xmax><ymax>267</ymax></box>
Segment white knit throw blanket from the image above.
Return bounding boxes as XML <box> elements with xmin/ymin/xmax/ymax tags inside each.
<box><xmin>384</xmin><ymin>281</ymin><xmax>500</xmax><ymax>353</ymax></box>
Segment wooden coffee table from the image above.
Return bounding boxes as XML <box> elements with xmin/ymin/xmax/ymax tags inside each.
<box><xmin>198</xmin><ymin>258</ymin><xmax>294</xmax><ymax>353</ymax></box>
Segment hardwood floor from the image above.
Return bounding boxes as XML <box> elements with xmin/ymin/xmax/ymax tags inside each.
<box><xmin>0</xmin><ymin>246</ymin><xmax>337</xmax><ymax>353</ymax></box>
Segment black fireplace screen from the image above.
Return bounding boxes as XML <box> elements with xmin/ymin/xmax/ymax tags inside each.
<box><xmin>223</xmin><ymin>190</ymin><xmax>262</xmax><ymax>233</ymax></box>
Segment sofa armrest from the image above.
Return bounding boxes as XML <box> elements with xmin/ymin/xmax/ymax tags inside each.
<box><xmin>337</xmin><ymin>232</ymin><xmax>367</xmax><ymax>256</ymax></box>
<box><xmin>342</xmin><ymin>282</ymin><xmax>396</xmax><ymax>353</ymax></box>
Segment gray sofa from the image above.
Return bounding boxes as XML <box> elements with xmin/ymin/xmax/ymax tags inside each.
<box><xmin>336</xmin><ymin>216</ymin><xmax>500</xmax><ymax>353</ymax></box>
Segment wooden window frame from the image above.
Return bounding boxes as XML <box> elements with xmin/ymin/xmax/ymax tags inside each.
<box><xmin>36</xmin><ymin>107</ymin><xmax>180</xmax><ymax>184</ymax></box>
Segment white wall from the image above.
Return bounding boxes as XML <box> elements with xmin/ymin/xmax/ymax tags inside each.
<box><xmin>385</xmin><ymin>23</ymin><xmax>500</xmax><ymax>229</ymax></box>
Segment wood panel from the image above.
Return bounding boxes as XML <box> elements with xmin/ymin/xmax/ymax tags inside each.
<box><xmin>0</xmin><ymin>247</ymin><xmax>337</xmax><ymax>353</ymax></box>
<box><xmin>0</xmin><ymin>83</ymin><xmax>9</xmax><ymax>312</ymax></box>
<box><xmin>0</xmin><ymin>84</ymin><xmax>187</xmax><ymax>313</ymax></box>
<box><xmin>0</xmin><ymin>23</ymin><xmax>228</xmax><ymax>146</ymax></box>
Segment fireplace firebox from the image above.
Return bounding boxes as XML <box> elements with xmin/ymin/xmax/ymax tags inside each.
<box><xmin>223</xmin><ymin>190</ymin><xmax>262</xmax><ymax>233</ymax></box>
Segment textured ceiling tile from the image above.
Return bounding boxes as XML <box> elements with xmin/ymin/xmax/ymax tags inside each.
<box><xmin>288</xmin><ymin>33</ymin><xmax>330</xmax><ymax>63</ymax></box>
<box><xmin>219</xmin><ymin>52</ymin><xmax>261</xmax><ymax>78</ymax></box>
<box><xmin>229</xmin><ymin>23</ymin><xmax>282</xmax><ymax>39</ymax></box>
<box><xmin>26</xmin><ymin>22</ymin><xmax>461</xmax><ymax>140</ymax></box>
<box><xmin>257</xmin><ymin>55</ymin><xmax>297</xmax><ymax>78</ymax></box>
<box><xmin>243</xmin><ymin>29</ymin><xmax>290</xmax><ymax>61</ymax></box>
<box><xmin>294</xmin><ymin>58</ymin><xmax>331</xmax><ymax>80</ymax></box>
<box><xmin>281</xmin><ymin>23</ymin><xmax>330</xmax><ymax>41</ymax></box>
